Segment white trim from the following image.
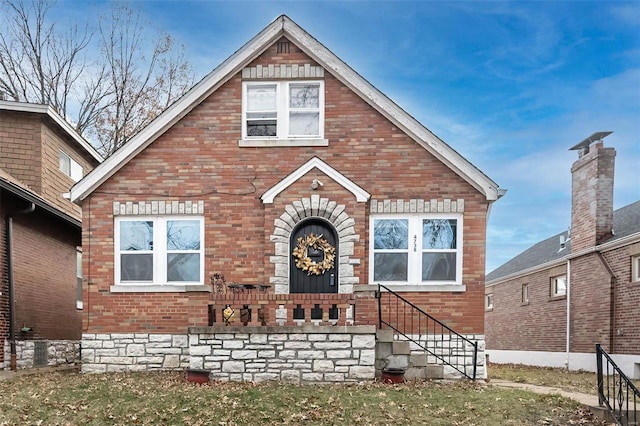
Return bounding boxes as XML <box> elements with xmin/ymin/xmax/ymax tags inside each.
<box><xmin>0</xmin><ymin>100</ymin><xmax>103</xmax><ymax>163</ymax></box>
<box><xmin>114</xmin><ymin>216</ymin><xmax>205</xmax><ymax>287</ymax></box>
<box><xmin>261</xmin><ymin>156</ymin><xmax>370</xmax><ymax>203</ymax></box>
<box><xmin>70</xmin><ymin>15</ymin><xmax>502</xmax><ymax>204</ymax></box>
<box><xmin>369</xmin><ymin>213</ymin><xmax>464</xmax><ymax>286</ymax></box>
<box><xmin>375</xmin><ymin>284</ymin><xmax>466</xmax><ymax>293</ymax></box>
<box><xmin>239</xmin><ymin>138</ymin><xmax>329</xmax><ymax>147</ymax></box>
<box><xmin>110</xmin><ymin>284</ymin><xmax>211</xmax><ymax>293</ymax></box>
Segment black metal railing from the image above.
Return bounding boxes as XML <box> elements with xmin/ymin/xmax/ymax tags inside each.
<box><xmin>596</xmin><ymin>344</ymin><xmax>639</xmax><ymax>426</ymax></box>
<box><xmin>376</xmin><ymin>284</ymin><xmax>478</xmax><ymax>380</ymax></box>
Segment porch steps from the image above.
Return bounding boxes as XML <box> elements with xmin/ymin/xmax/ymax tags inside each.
<box><xmin>375</xmin><ymin>329</ymin><xmax>444</xmax><ymax>380</ymax></box>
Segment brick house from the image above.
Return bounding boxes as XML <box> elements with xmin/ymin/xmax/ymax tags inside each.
<box><xmin>485</xmin><ymin>133</ymin><xmax>640</xmax><ymax>379</ymax></box>
<box><xmin>1</xmin><ymin>100</ymin><xmax>102</xmax><ymax>369</ymax></box>
<box><xmin>70</xmin><ymin>15</ymin><xmax>503</xmax><ymax>381</ymax></box>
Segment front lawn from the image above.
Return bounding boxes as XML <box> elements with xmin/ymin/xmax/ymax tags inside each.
<box><xmin>0</xmin><ymin>371</ymin><xmax>607</xmax><ymax>425</ymax></box>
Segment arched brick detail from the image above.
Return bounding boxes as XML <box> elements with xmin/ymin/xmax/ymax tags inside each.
<box><xmin>269</xmin><ymin>194</ymin><xmax>360</xmax><ymax>294</ymax></box>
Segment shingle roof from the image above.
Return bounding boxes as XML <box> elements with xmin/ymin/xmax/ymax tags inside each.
<box><xmin>486</xmin><ymin>200</ymin><xmax>640</xmax><ymax>282</ymax></box>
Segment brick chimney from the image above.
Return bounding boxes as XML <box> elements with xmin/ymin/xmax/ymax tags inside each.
<box><xmin>569</xmin><ymin>132</ymin><xmax>616</xmax><ymax>252</ymax></box>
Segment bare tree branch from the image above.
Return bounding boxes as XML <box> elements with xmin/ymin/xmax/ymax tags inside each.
<box><xmin>0</xmin><ymin>0</ymin><xmax>194</xmax><ymax>157</ymax></box>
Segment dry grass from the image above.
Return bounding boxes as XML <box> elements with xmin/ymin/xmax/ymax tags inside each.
<box><xmin>0</xmin><ymin>370</ymin><xmax>609</xmax><ymax>425</ymax></box>
<box><xmin>488</xmin><ymin>362</ymin><xmax>640</xmax><ymax>396</ymax></box>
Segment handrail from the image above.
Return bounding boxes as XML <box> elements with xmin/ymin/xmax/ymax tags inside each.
<box><xmin>596</xmin><ymin>343</ymin><xmax>639</xmax><ymax>426</ymax></box>
<box><xmin>377</xmin><ymin>284</ymin><xmax>477</xmax><ymax>380</ymax></box>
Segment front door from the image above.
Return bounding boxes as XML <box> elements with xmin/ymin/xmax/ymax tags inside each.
<box><xmin>290</xmin><ymin>219</ymin><xmax>338</xmax><ymax>293</ymax></box>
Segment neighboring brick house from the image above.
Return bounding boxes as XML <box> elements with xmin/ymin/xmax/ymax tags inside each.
<box><xmin>485</xmin><ymin>133</ymin><xmax>640</xmax><ymax>379</ymax></box>
<box><xmin>70</xmin><ymin>15</ymin><xmax>503</xmax><ymax>381</ymax></box>
<box><xmin>0</xmin><ymin>100</ymin><xmax>102</xmax><ymax>369</ymax></box>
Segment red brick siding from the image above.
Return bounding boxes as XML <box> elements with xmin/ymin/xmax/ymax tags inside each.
<box><xmin>602</xmin><ymin>246</ymin><xmax>640</xmax><ymax>354</ymax></box>
<box><xmin>12</xmin><ymin>211</ymin><xmax>81</xmax><ymax>340</ymax></box>
<box><xmin>82</xmin><ymin>42</ymin><xmax>489</xmax><ymax>335</ymax></box>
<box><xmin>570</xmin><ymin>144</ymin><xmax>615</xmax><ymax>252</ymax></box>
<box><xmin>569</xmin><ymin>253</ymin><xmax>613</xmax><ymax>352</ymax></box>
<box><xmin>485</xmin><ymin>267</ymin><xmax>568</xmax><ymax>351</ymax></box>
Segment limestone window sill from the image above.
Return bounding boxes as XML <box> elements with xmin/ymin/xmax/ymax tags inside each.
<box><xmin>110</xmin><ymin>284</ymin><xmax>212</xmax><ymax>293</ymax></box>
<box><xmin>238</xmin><ymin>138</ymin><xmax>328</xmax><ymax>147</ymax></box>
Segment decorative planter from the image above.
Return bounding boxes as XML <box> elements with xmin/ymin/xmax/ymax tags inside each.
<box><xmin>186</xmin><ymin>369</ymin><xmax>210</xmax><ymax>384</ymax></box>
<box><xmin>381</xmin><ymin>368</ymin><xmax>405</xmax><ymax>384</ymax></box>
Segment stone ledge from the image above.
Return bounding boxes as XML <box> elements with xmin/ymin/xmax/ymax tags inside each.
<box><xmin>188</xmin><ymin>325</ymin><xmax>375</xmax><ymax>334</ymax></box>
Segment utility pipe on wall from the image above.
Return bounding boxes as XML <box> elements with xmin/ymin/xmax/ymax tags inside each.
<box><xmin>565</xmin><ymin>259</ymin><xmax>571</xmax><ymax>370</ymax></box>
<box><xmin>7</xmin><ymin>202</ymin><xmax>35</xmax><ymax>371</ymax></box>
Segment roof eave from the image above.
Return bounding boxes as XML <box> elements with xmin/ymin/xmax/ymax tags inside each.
<box><xmin>0</xmin><ymin>100</ymin><xmax>103</xmax><ymax>163</ymax></box>
<box><xmin>71</xmin><ymin>15</ymin><xmax>503</xmax><ymax>203</ymax></box>
<box><xmin>282</xmin><ymin>19</ymin><xmax>503</xmax><ymax>202</ymax></box>
<box><xmin>71</xmin><ymin>16</ymin><xmax>287</xmax><ymax>204</ymax></box>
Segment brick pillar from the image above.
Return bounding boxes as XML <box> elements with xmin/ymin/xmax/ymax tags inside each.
<box><xmin>570</xmin><ymin>141</ymin><xmax>616</xmax><ymax>252</ymax></box>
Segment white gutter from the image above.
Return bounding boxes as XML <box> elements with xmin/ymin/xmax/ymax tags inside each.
<box><xmin>565</xmin><ymin>259</ymin><xmax>571</xmax><ymax>369</ymax></box>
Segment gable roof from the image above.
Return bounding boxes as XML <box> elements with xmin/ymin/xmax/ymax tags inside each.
<box><xmin>0</xmin><ymin>100</ymin><xmax>103</xmax><ymax>163</ymax></box>
<box><xmin>486</xmin><ymin>200</ymin><xmax>640</xmax><ymax>283</ymax></box>
<box><xmin>70</xmin><ymin>15</ymin><xmax>503</xmax><ymax>204</ymax></box>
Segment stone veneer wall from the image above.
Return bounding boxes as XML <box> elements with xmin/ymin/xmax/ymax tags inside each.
<box><xmin>81</xmin><ymin>333</ymin><xmax>190</xmax><ymax>373</ymax></box>
<box><xmin>81</xmin><ymin>326</ymin><xmax>377</xmax><ymax>383</ymax></box>
<box><xmin>189</xmin><ymin>326</ymin><xmax>375</xmax><ymax>383</ymax></box>
<box><xmin>413</xmin><ymin>334</ymin><xmax>486</xmax><ymax>379</ymax></box>
<box><xmin>3</xmin><ymin>340</ymin><xmax>79</xmax><ymax>369</ymax></box>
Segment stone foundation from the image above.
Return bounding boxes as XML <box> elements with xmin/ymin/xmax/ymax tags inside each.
<box><xmin>81</xmin><ymin>325</ymin><xmax>377</xmax><ymax>383</ymax></box>
<box><xmin>3</xmin><ymin>340</ymin><xmax>80</xmax><ymax>369</ymax></box>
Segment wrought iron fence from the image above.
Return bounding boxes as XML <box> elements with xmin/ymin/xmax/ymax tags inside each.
<box><xmin>376</xmin><ymin>284</ymin><xmax>477</xmax><ymax>380</ymax></box>
<box><xmin>596</xmin><ymin>343</ymin><xmax>639</xmax><ymax>426</ymax></box>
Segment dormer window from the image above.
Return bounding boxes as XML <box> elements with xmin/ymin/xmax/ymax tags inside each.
<box><xmin>242</xmin><ymin>81</ymin><xmax>324</xmax><ymax>141</ymax></box>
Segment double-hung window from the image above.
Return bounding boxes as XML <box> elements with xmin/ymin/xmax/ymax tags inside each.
<box><xmin>243</xmin><ymin>81</ymin><xmax>323</xmax><ymax>140</ymax></box>
<box><xmin>370</xmin><ymin>214</ymin><xmax>462</xmax><ymax>286</ymax></box>
<box><xmin>115</xmin><ymin>216</ymin><xmax>204</xmax><ymax>287</ymax></box>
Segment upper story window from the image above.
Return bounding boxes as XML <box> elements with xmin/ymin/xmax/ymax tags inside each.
<box><xmin>550</xmin><ymin>274</ymin><xmax>567</xmax><ymax>297</ymax></box>
<box><xmin>242</xmin><ymin>81</ymin><xmax>324</xmax><ymax>140</ymax></box>
<box><xmin>370</xmin><ymin>214</ymin><xmax>463</xmax><ymax>286</ymax></box>
<box><xmin>59</xmin><ymin>150</ymin><xmax>83</xmax><ymax>182</ymax></box>
<box><xmin>115</xmin><ymin>216</ymin><xmax>204</xmax><ymax>286</ymax></box>
<box><xmin>486</xmin><ymin>293</ymin><xmax>494</xmax><ymax>310</ymax></box>
<box><xmin>632</xmin><ymin>254</ymin><xmax>640</xmax><ymax>283</ymax></box>
<box><xmin>522</xmin><ymin>283</ymin><xmax>529</xmax><ymax>304</ymax></box>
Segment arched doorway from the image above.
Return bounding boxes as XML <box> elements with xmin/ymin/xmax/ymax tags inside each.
<box><xmin>289</xmin><ymin>218</ymin><xmax>338</xmax><ymax>293</ymax></box>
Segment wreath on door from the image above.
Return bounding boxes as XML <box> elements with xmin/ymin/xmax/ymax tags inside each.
<box><xmin>292</xmin><ymin>233</ymin><xmax>336</xmax><ymax>275</ymax></box>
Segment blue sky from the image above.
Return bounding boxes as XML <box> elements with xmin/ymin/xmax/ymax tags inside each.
<box><xmin>56</xmin><ymin>1</ymin><xmax>640</xmax><ymax>272</ymax></box>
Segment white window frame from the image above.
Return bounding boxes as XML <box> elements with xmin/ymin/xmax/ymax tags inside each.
<box><xmin>369</xmin><ymin>213</ymin><xmax>464</xmax><ymax>289</ymax></box>
<box><xmin>522</xmin><ymin>283</ymin><xmax>529</xmax><ymax>304</ymax></box>
<box><xmin>551</xmin><ymin>274</ymin><xmax>567</xmax><ymax>297</ymax></box>
<box><xmin>114</xmin><ymin>216</ymin><xmax>205</xmax><ymax>291</ymax></box>
<box><xmin>486</xmin><ymin>293</ymin><xmax>494</xmax><ymax>310</ymax></box>
<box><xmin>59</xmin><ymin>150</ymin><xmax>83</xmax><ymax>182</ymax></box>
<box><xmin>632</xmin><ymin>254</ymin><xmax>640</xmax><ymax>283</ymax></box>
<box><xmin>241</xmin><ymin>80</ymin><xmax>324</xmax><ymax>141</ymax></box>
<box><xmin>76</xmin><ymin>247</ymin><xmax>83</xmax><ymax>310</ymax></box>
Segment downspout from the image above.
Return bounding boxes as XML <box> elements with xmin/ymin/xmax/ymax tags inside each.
<box><xmin>7</xmin><ymin>202</ymin><xmax>35</xmax><ymax>371</ymax></box>
<box><xmin>565</xmin><ymin>259</ymin><xmax>571</xmax><ymax>370</ymax></box>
